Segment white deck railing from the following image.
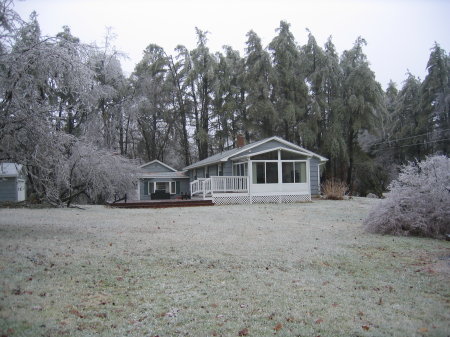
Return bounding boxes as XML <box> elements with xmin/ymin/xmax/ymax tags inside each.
<box><xmin>190</xmin><ymin>176</ymin><xmax>248</xmax><ymax>197</ymax></box>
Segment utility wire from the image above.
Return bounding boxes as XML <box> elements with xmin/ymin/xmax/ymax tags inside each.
<box><xmin>370</xmin><ymin>128</ymin><xmax>450</xmax><ymax>147</ymax></box>
<box><xmin>376</xmin><ymin>137</ymin><xmax>450</xmax><ymax>150</ymax></box>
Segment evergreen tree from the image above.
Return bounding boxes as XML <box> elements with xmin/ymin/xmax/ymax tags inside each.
<box><xmin>212</xmin><ymin>46</ymin><xmax>245</xmax><ymax>150</ymax></box>
<box><xmin>132</xmin><ymin>44</ymin><xmax>174</xmax><ymax>162</ymax></box>
<box><xmin>320</xmin><ymin>37</ymin><xmax>347</xmax><ymax>178</ymax></box>
<box><xmin>340</xmin><ymin>37</ymin><xmax>384</xmax><ymax>191</ymax></box>
<box><xmin>244</xmin><ymin>30</ymin><xmax>275</xmax><ymax>139</ymax></box>
<box><xmin>421</xmin><ymin>43</ymin><xmax>449</xmax><ymax>155</ymax></box>
<box><xmin>187</xmin><ymin>28</ymin><xmax>217</xmax><ymax>160</ymax></box>
<box><xmin>389</xmin><ymin>73</ymin><xmax>422</xmax><ymax>160</ymax></box>
<box><xmin>268</xmin><ymin>21</ymin><xmax>308</xmax><ymax>143</ymax></box>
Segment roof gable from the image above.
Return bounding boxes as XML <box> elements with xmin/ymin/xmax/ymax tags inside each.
<box><xmin>140</xmin><ymin>160</ymin><xmax>177</xmax><ymax>173</ymax></box>
<box><xmin>0</xmin><ymin>163</ymin><xmax>23</xmax><ymax>177</ymax></box>
<box><xmin>183</xmin><ymin>136</ymin><xmax>327</xmax><ymax>170</ymax></box>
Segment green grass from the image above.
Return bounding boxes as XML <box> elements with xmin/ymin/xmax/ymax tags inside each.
<box><xmin>0</xmin><ymin>198</ymin><xmax>449</xmax><ymax>336</ymax></box>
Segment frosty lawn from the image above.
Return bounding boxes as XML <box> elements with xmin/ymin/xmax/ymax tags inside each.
<box><xmin>0</xmin><ymin>199</ymin><xmax>449</xmax><ymax>336</ymax></box>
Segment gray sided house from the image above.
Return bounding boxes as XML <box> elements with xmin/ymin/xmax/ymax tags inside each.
<box><xmin>138</xmin><ymin>160</ymin><xmax>190</xmax><ymax>200</ymax></box>
<box><xmin>184</xmin><ymin>136</ymin><xmax>328</xmax><ymax>205</ymax></box>
<box><xmin>0</xmin><ymin>163</ymin><xmax>26</xmax><ymax>202</ymax></box>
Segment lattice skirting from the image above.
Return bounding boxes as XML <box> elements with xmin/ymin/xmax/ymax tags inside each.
<box><xmin>213</xmin><ymin>194</ymin><xmax>311</xmax><ymax>205</ymax></box>
<box><xmin>213</xmin><ymin>195</ymin><xmax>251</xmax><ymax>205</ymax></box>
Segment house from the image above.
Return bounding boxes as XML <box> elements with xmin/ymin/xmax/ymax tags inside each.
<box><xmin>184</xmin><ymin>136</ymin><xmax>327</xmax><ymax>204</ymax></box>
<box><xmin>0</xmin><ymin>163</ymin><xmax>27</xmax><ymax>202</ymax></box>
<box><xmin>138</xmin><ymin>160</ymin><xmax>190</xmax><ymax>200</ymax></box>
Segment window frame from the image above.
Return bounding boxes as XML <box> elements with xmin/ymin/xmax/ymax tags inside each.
<box><xmin>281</xmin><ymin>160</ymin><xmax>307</xmax><ymax>184</ymax></box>
<box><xmin>251</xmin><ymin>160</ymin><xmax>279</xmax><ymax>184</ymax></box>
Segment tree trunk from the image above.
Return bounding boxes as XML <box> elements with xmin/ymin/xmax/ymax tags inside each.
<box><xmin>167</xmin><ymin>55</ymin><xmax>191</xmax><ymax>166</ymax></box>
<box><xmin>346</xmin><ymin>126</ymin><xmax>354</xmax><ymax>193</ymax></box>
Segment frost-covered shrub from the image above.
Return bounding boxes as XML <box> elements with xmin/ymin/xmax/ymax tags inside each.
<box><xmin>364</xmin><ymin>155</ymin><xmax>450</xmax><ymax>239</ymax></box>
<box><xmin>322</xmin><ymin>179</ymin><xmax>348</xmax><ymax>200</ymax></box>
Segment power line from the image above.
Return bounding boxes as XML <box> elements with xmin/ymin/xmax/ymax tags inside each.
<box><xmin>370</xmin><ymin>128</ymin><xmax>450</xmax><ymax>147</ymax></box>
<box><xmin>378</xmin><ymin>137</ymin><xmax>450</xmax><ymax>150</ymax></box>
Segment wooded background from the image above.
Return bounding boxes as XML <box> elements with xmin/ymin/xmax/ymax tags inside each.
<box><xmin>1</xmin><ymin>0</ymin><xmax>448</xmax><ymax>203</ymax></box>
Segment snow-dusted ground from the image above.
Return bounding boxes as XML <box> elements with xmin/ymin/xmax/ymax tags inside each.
<box><xmin>0</xmin><ymin>198</ymin><xmax>449</xmax><ymax>336</ymax></box>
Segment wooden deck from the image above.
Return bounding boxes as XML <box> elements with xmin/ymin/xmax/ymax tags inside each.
<box><xmin>108</xmin><ymin>199</ymin><xmax>214</xmax><ymax>209</ymax></box>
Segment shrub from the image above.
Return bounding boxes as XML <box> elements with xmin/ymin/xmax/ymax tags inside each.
<box><xmin>363</xmin><ymin>155</ymin><xmax>450</xmax><ymax>239</ymax></box>
<box><xmin>322</xmin><ymin>179</ymin><xmax>348</xmax><ymax>200</ymax></box>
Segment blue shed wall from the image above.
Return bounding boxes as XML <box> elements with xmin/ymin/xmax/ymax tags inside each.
<box><xmin>0</xmin><ymin>178</ymin><xmax>17</xmax><ymax>201</ymax></box>
<box><xmin>139</xmin><ymin>178</ymin><xmax>189</xmax><ymax>200</ymax></box>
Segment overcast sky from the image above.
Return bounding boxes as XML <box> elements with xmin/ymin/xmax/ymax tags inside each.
<box><xmin>14</xmin><ymin>0</ymin><xmax>450</xmax><ymax>89</ymax></box>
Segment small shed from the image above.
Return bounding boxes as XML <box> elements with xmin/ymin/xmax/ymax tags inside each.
<box><xmin>138</xmin><ymin>160</ymin><xmax>190</xmax><ymax>200</ymax></box>
<box><xmin>0</xmin><ymin>163</ymin><xmax>26</xmax><ymax>202</ymax></box>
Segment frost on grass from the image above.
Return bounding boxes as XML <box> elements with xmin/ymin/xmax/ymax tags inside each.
<box><xmin>1</xmin><ymin>199</ymin><xmax>449</xmax><ymax>336</ymax></box>
<box><xmin>364</xmin><ymin>155</ymin><xmax>450</xmax><ymax>238</ymax></box>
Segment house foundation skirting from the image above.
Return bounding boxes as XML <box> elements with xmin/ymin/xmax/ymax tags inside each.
<box><xmin>212</xmin><ymin>193</ymin><xmax>311</xmax><ymax>205</ymax></box>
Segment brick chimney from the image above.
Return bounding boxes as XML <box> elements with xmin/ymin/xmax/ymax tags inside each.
<box><xmin>236</xmin><ymin>134</ymin><xmax>246</xmax><ymax>148</ymax></box>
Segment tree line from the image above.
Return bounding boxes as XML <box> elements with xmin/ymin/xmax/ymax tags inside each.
<box><xmin>0</xmin><ymin>0</ymin><xmax>448</xmax><ymax>204</ymax></box>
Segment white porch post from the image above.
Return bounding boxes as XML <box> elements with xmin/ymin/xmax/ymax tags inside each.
<box><xmin>277</xmin><ymin>150</ymin><xmax>282</xmax><ymax>203</ymax></box>
<box><xmin>248</xmin><ymin>159</ymin><xmax>253</xmax><ymax>204</ymax></box>
<box><xmin>202</xmin><ymin>180</ymin><xmax>205</xmax><ymax>200</ymax></box>
<box><xmin>307</xmin><ymin>159</ymin><xmax>311</xmax><ymax>196</ymax></box>
<box><xmin>137</xmin><ymin>179</ymin><xmax>140</xmax><ymax>200</ymax></box>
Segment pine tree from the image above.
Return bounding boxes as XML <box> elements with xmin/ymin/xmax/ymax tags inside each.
<box><xmin>187</xmin><ymin>28</ymin><xmax>217</xmax><ymax>160</ymax></box>
<box><xmin>268</xmin><ymin>21</ymin><xmax>308</xmax><ymax>143</ymax></box>
<box><xmin>244</xmin><ymin>30</ymin><xmax>275</xmax><ymax>139</ymax></box>
<box><xmin>421</xmin><ymin>43</ymin><xmax>449</xmax><ymax>155</ymax></box>
<box><xmin>340</xmin><ymin>37</ymin><xmax>384</xmax><ymax>191</ymax></box>
<box><xmin>212</xmin><ymin>46</ymin><xmax>245</xmax><ymax>150</ymax></box>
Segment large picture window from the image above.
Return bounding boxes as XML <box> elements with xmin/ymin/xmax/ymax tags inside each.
<box><xmin>282</xmin><ymin>162</ymin><xmax>307</xmax><ymax>183</ymax></box>
<box><xmin>252</xmin><ymin>162</ymin><xmax>278</xmax><ymax>184</ymax></box>
<box><xmin>149</xmin><ymin>181</ymin><xmax>179</xmax><ymax>194</ymax></box>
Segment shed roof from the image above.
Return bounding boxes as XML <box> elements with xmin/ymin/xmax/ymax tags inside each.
<box><xmin>0</xmin><ymin>163</ymin><xmax>23</xmax><ymax>177</ymax></box>
<box><xmin>139</xmin><ymin>159</ymin><xmax>178</xmax><ymax>172</ymax></box>
<box><xmin>138</xmin><ymin>171</ymin><xmax>189</xmax><ymax>179</ymax></box>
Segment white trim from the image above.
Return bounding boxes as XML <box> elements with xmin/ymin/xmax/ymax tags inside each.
<box><xmin>138</xmin><ymin>179</ymin><xmax>141</xmax><ymax>198</ymax></box>
<box><xmin>183</xmin><ymin>136</ymin><xmax>327</xmax><ymax>171</ymax></box>
<box><xmin>224</xmin><ymin>136</ymin><xmax>327</xmax><ymax>162</ymax></box>
<box><xmin>138</xmin><ymin>174</ymin><xmax>188</xmax><ymax>179</ymax></box>
<box><xmin>139</xmin><ymin>159</ymin><xmax>177</xmax><ymax>172</ymax></box>
<box><xmin>232</xmin><ymin>146</ymin><xmax>312</xmax><ymax>161</ymax></box>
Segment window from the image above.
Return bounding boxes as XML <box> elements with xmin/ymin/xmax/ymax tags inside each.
<box><xmin>266</xmin><ymin>162</ymin><xmax>278</xmax><ymax>183</ymax></box>
<box><xmin>156</xmin><ymin>182</ymin><xmax>167</xmax><ymax>191</ymax></box>
<box><xmin>208</xmin><ymin>165</ymin><xmax>217</xmax><ymax>177</ymax></box>
<box><xmin>252</xmin><ymin>162</ymin><xmax>278</xmax><ymax>184</ymax></box>
<box><xmin>196</xmin><ymin>168</ymin><xmax>204</xmax><ymax>178</ymax></box>
<box><xmin>233</xmin><ymin>163</ymin><xmax>247</xmax><ymax>176</ymax></box>
<box><xmin>149</xmin><ymin>181</ymin><xmax>154</xmax><ymax>194</ymax></box>
<box><xmin>282</xmin><ymin>162</ymin><xmax>294</xmax><ymax>183</ymax></box>
<box><xmin>281</xmin><ymin>151</ymin><xmax>307</xmax><ymax>160</ymax></box>
<box><xmin>282</xmin><ymin>162</ymin><xmax>307</xmax><ymax>183</ymax></box>
<box><xmin>218</xmin><ymin>163</ymin><xmax>223</xmax><ymax>176</ymax></box>
<box><xmin>252</xmin><ymin>150</ymin><xmax>278</xmax><ymax>160</ymax></box>
<box><xmin>152</xmin><ymin>181</ymin><xmax>178</xmax><ymax>194</ymax></box>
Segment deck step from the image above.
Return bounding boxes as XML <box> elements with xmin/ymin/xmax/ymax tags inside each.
<box><xmin>109</xmin><ymin>199</ymin><xmax>214</xmax><ymax>209</ymax></box>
